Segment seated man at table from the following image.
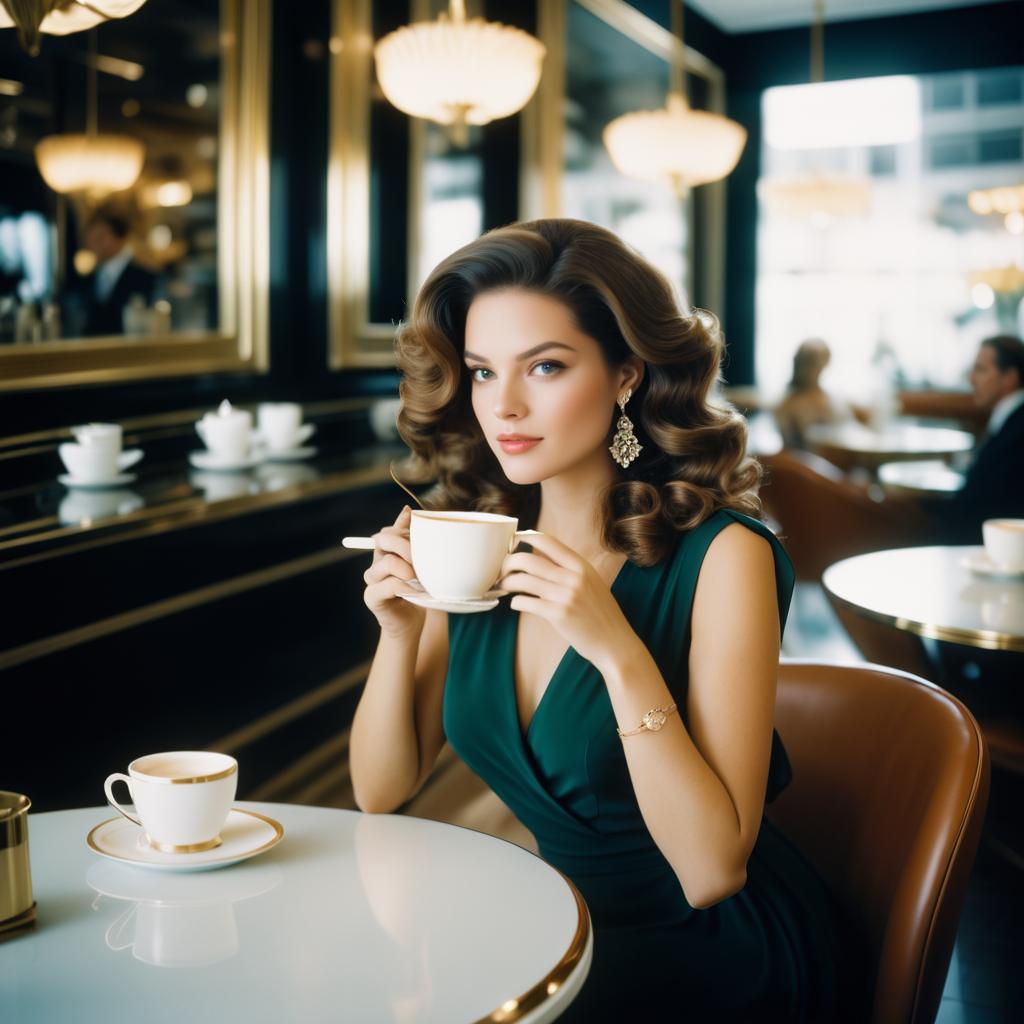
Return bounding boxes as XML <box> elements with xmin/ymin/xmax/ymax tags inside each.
<box><xmin>945</xmin><ymin>334</ymin><xmax>1024</xmax><ymax>543</ymax></box>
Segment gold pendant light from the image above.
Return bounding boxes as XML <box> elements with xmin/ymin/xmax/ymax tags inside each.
<box><xmin>374</xmin><ymin>0</ymin><xmax>546</xmax><ymax>147</ymax></box>
<box><xmin>33</xmin><ymin>29</ymin><xmax>144</xmax><ymax>198</ymax></box>
<box><xmin>602</xmin><ymin>0</ymin><xmax>746</xmax><ymax>195</ymax></box>
<box><xmin>0</xmin><ymin>0</ymin><xmax>148</xmax><ymax>57</ymax></box>
<box><xmin>758</xmin><ymin>0</ymin><xmax>871</xmax><ymax>225</ymax></box>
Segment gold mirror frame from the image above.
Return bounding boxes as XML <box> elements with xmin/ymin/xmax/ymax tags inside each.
<box><xmin>524</xmin><ymin>0</ymin><xmax>729</xmax><ymax>317</ymax></box>
<box><xmin>326</xmin><ymin>0</ymin><xmax>728</xmax><ymax>370</ymax></box>
<box><xmin>0</xmin><ymin>0</ymin><xmax>271</xmax><ymax>392</ymax></box>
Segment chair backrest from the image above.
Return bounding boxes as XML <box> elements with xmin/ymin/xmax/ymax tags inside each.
<box><xmin>768</xmin><ymin>660</ymin><xmax>990</xmax><ymax>1024</ymax></box>
<box><xmin>759</xmin><ymin>450</ymin><xmax>923</xmax><ymax>580</ymax></box>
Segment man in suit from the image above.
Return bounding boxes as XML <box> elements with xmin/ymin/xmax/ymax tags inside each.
<box><xmin>79</xmin><ymin>206</ymin><xmax>157</xmax><ymax>336</ymax></box>
<box><xmin>946</xmin><ymin>334</ymin><xmax>1024</xmax><ymax>544</ymax></box>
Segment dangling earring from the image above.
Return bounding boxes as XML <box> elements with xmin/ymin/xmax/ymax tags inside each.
<box><xmin>609</xmin><ymin>388</ymin><xmax>642</xmax><ymax>468</ymax></box>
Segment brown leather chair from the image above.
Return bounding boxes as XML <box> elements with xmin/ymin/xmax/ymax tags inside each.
<box><xmin>759</xmin><ymin>449</ymin><xmax>927</xmax><ymax>581</ymax></box>
<box><xmin>769</xmin><ymin>660</ymin><xmax>990</xmax><ymax>1024</ymax></box>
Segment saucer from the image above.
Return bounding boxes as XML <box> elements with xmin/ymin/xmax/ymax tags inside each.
<box><xmin>262</xmin><ymin>445</ymin><xmax>317</xmax><ymax>462</ymax></box>
<box><xmin>87</xmin><ymin>809</ymin><xmax>284</xmax><ymax>872</ymax></box>
<box><xmin>188</xmin><ymin>449</ymin><xmax>266</xmax><ymax>472</ymax></box>
<box><xmin>962</xmin><ymin>550</ymin><xmax>1024</xmax><ymax>579</ymax></box>
<box><xmin>59</xmin><ymin>472</ymin><xmax>137</xmax><ymax>489</ymax></box>
<box><xmin>400</xmin><ymin>589</ymin><xmax>506</xmax><ymax>614</ymax></box>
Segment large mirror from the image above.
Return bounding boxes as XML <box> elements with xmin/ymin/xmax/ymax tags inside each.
<box><xmin>539</xmin><ymin>0</ymin><xmax>728</xmax><ymax>315</ymax></box>
<box><xmin>327</xmin><ymin>0</ymin><xmax>728</xmax><ymax>370</ymax></box>
<box><xmin>328</xmin><ymin>0</ymin><xmax>489</xmax><ymax>369</ymax></box>
<box><xmin>0</xmin><ymin>0</ymin><xmax>270</xmax><ymax>391</ymax></box>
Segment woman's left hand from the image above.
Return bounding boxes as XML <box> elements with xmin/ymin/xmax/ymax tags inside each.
<box><xmin>498</xmin><ymin>532</ymin><xmax>638</xmax><ymax>673</ymax></box>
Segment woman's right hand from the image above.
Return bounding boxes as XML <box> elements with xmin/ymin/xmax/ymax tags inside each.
<box><xmin>362</xmin><ymin>506</ymin><xmax>425</xmax><ymax>640</ymax></box>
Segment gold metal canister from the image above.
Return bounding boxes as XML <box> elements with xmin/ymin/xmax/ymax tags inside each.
<box><xmin>0</xmin><ymin>791</ymin><xmax>35</xmax><ymax>935</ymax></box>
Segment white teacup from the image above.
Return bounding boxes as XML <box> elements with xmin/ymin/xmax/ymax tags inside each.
<box><xmin>104</xmin><ymin>751</ymin><xmax>238</xmax><ymax>853</ymax></box>
<box><xmin>410</xmin><ymin>510</ymin><xmax>538</xmax><ymax>601</ymax></box>
<box><xmin>196</xmin><ymin>402</ymin><xmax>254</xmax><ymax>461</ymax></box>
<box><xmin>982</xmin><ymin>519</ymin><xmax>1024</xmax><ymax>571</ymax></box>
<box><xmin>72</xmin><ymin>422</ymin><xmax>122</xmax><ymax>453</ymax></box>
<box><xmin>58</xmin><ymin>442</ymin><xmax>142</xmax><ymax>482</ymax></box>
<box><xmin>256</xmin><ymin>402</ymin><xmax>315</xmax><ymax>452</ymax></box>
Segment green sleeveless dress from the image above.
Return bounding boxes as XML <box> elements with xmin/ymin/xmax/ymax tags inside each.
<box><xmin>443</xmin><ymin>509</ymin><xmax>843</xmax><ymax>1022</ymax></box>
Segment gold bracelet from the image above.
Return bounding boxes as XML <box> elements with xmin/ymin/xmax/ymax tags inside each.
<box><xmin>617</xmin><ymin>702</ymin><xmax>678</xmax><ymax>738</ymax></box>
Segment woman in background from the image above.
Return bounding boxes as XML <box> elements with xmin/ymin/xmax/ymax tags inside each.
<box><xmin>773</xmin><ymin>337</ymin><xmax>853</xmax><ymax>449</ymax></box>
<box><xmin>350</xmin><ymin>219</ymin><xmax>844</xmax><ymax>1022</ymax></box>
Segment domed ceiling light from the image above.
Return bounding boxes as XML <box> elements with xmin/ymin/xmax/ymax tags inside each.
<box><xmin>759</xmin><ymin>0</ymin><xmax>871</xmax><ymax>225</ymax></box>
<box><xmin>603</xmin><ymin>0</ymin><xmax>746</xmax><ymax>195</ymax></box>
<box><xmin>0</xmin><ymin>0</ymin><xmax>148</xmax><ymax>57</ymax></box>
<box><xmin>374</xmin><ymin>0</ymin><xmax>546</xmax><ymax>147</ymax></box>
<box><xmin>33</xmin><ymin>30</ymin><xmax>144</xmax><ymax>197</ymax></box>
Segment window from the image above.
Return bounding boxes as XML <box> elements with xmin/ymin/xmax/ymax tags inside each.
<box><xmin>756</xmin><ymin>67</ymin><xmax>1024</xmax><ymax>402</ymax></box>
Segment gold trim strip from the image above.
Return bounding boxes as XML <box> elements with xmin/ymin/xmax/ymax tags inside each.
<box><xmin>0</xmin><ymin>461</ymin><xmax>393</xmax><ymax>565</ymax></box>
<box><xmin>475</xmin><ymin>865</ymin><xmax>590</xmax><ymax>1023</ymax></box>
<box><xmin>131</xmin><ymin>763</ymin><xmax>237</xmax><ymax>786</ymax></box>
<box><xmin>145</xmin><ymin>834</ymin><xmax>223</xmax><ymax>853</ymax></box>
<box><xmin>0</xmin><ymin>545</ymin><xmax>363</xmax><ymax>670</ymax></box>
<box><xmin>824</xmin><ymin>589</ymin><xmax>1024</xmax><ymax>654</ymax></box>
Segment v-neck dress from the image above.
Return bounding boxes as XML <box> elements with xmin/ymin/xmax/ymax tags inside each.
<box><xmin>442</xmin><ymin>509</ymin><xmax>843</xmax><ymax>1022</ymax></box>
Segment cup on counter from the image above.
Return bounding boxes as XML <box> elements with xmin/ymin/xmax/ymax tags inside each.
<box><xmin>104</xmin><ymin>751</ymin><xmax>238</xmax><ymax>853</ymax></box>
<box><xmin>59</xmin><ymin>422</ymin><xmax>143</xmax><ymax>482</ymax></box>
<box><xmin>196</xmin><ymin>401</ymin><xmax>257</xmax><ymax>461</ymax></box>
<box><xmin>0</xmin><ymin>791</ymin><xmax>35</xmax><ymax>936</ymax></box>
<box><xmin>409</xmin><ymin>510</ymin><xmax>538</xmax><ymax>601</ymax></box>
<box><xmin>982</xmin><ymin>519</ymin><xmax>1024</xmax><ymax>571</ymax></box>
<box><xmin>256</xmin><ymin>402</ymin><xmax>315</xmax><ymax>453</ymax></box>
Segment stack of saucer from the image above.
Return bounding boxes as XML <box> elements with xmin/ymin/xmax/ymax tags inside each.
<box><xmin>58</xmin><ymin>423</ymin><xmax>143</xmax><ymax>489</ymax></box>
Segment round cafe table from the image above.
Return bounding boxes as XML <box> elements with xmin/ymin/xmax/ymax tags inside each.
<box><xmin>0</xmin><ymin>803</ymin><xmax>591</xmax><ymax>1024</ymax></box>
<box><xmin>805</xmin><ymin>422</ymin><xmax>974</xmax><ymax>472</ymax></box>
<box><xmin>877</xmin><ymin>460</ymin><xmax>965</xmax><ymax>500</ymax></box>
<box><xmin>823</xmin><ymin>546</ymin><xmax>1024</xmax><ymax>653</ymax></box>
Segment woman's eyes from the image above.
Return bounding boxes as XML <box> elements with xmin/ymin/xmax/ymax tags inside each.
<box><xmin>467</xmin><ymin>361</ymin><xmax>563</xmax><ymax>382</ymax></box>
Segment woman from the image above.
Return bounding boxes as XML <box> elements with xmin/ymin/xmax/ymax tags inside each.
<box><xmin>773</xmin><ymin>337</ymin><xmax>854</xmax><ymax>449</ymax></box>
<box><xmin>350</xmin><ymin>219</ymin><xmax>844</xmax><ymax>1022</ymax></box>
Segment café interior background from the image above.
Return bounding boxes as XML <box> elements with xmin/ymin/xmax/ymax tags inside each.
<box><xmin>1</xmin><ymin>1</ymin><xmax>1022</xmax><ymax>810</ymax></box>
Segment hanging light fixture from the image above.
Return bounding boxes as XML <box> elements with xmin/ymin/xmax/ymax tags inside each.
<box><xmin>603</xmin><ymin>0</ymin><xmax>746</xmax><ymax>195</ymax></box>
<box><xmin>758</xmin><ymin>0</ymin><xmax>871</xmax><ymax>225</ymax></box>
<box><xmin>33</xmin><ymin>29</ymin><xmax>144</xmax><ymax>198</ymax></box>
<box><xmin>0</xmin><ymin>0</ymin><xmax>147</xmax><ymax>57</ymax></box>
<box><xmin>374</xmin><ymin>0</ymin><xmax>545</xmax><ymax>147</ymax></box>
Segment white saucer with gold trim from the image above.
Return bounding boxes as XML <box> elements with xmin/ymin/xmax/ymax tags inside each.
<box><xmin>87</xmin><ymin>808</ymin><xmax>284</xmax><ymax>872</ymax></box>
<box><xmin>400</xmin><ymin>589</ymin><xmax>506</xmax><ymax>614</ymax></box>
<box><xmin>962</xmin><ymin>550</ymin><xmax>1024</xmax><ymax>579</ymax></box>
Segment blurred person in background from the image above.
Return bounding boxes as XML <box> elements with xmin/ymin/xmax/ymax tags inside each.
<box><xmin>772</xmin><ymin>338</ymin><xmax>854</xmax><ymax>449</ymax></box>
<box><xmin>946</xmin><ymin>334</ymin><xmax>1024</xmax><ymax>543</ymax></box>
<box><xmin>76</xmin><ymin>204</ymin><xmax>157</xmax><ymax>337</ymax></box>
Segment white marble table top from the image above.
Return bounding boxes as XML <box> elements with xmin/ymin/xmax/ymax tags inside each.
<box><xmin>0</xmin><ymin>803</ymin><xmax>591</xmax><ymax>1024</ymax></box>
<box><xmin>823</xmin><ymin>546</ymin><xmax>1024</xmax><ymax>652</ymax></box>
<box><xmin>805</xmin><ymin>422</ymin><xmax>974</xmax><ymax>462</ymax></box>
<box><xmin>877</xmin><ymin>459</ymin><xmax>965</xmax><ymax>498</ymax></box>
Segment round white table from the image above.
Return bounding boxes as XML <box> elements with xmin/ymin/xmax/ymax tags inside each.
<box><xmin>823</xmin><ymin>546</ymin><xmax>1024</xmax><ymax>652</ymax></box>
<box><xmin>877</xmin><ymin>460</ymin><xmax>965</xmax><ymax>500</ymax></box>
<box><xmin>0</xmin><ymin>803</ymin><xmax>592</xmax><ymax>1024</ymax></box>
<box><xmin>805</xmin><ymin>422</ymin><xmax>974</xmax><ymax>471</ymax></box>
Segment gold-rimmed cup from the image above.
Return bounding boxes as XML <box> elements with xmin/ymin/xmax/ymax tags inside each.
<box><xmin>0</xmin><ymin>791</ymin><xmax>35</xmax><ymax>936</ymax></box>
<box><xmin>104</xmin><ymin>752</ymin><xmax>238</xmax><ymax>854</ymax></box>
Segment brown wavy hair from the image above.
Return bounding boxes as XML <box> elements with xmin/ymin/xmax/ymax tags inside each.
<box><xmin>394</xmin><ymin>217</ymin><xmax>761</xmax><ymax>567</ymax></box>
